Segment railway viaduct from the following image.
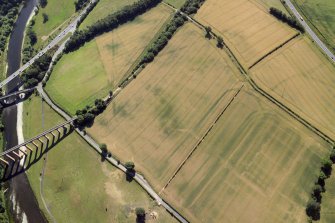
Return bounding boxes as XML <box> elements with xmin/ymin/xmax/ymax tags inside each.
<box><xmin>0</xmin><ymin>118</ymin><xmax>76</xmax><ymax>181</ymax></box>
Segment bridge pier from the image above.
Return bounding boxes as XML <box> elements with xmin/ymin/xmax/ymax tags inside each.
<box><xmin>0</xmin><ymin>158</ymin><xmax>9</xmax><ymax>180</ymax></box>
<box><xmin>25</xmin><ymin>145</ymin><xmax>34</xmax><ymax>168</ymax></box>
<box><xmin>19</xmin><ymin>147</ymin><xmax>28</xmax><ymax>170</ymax></box>
<box><xmin>0</xmin><ymin>119</ymin><xmax>75</xmax><ymax>181</ymax></box>
<box><xmin>31</xmin><ymin>140</ymin><xmax>40</xmax><ymax>160</ymax></box>
<box><xmin>37</xmin><ymin>137</ymin><xmax>47</xmax><ymax>159</ymax></box>
<box><xmin>12</xmin><ymin>151</ymin><xmax>22</xmax><ymax>174</ymax></box>
<box><xmin>5</xmin><ymin>154</ymin><xmax>16</xmax><ymax>178</ymax></box>
<box><xmin>50</xmin><ymin>131</ymin><xmax>58</xmax><ymax>145</ymax></box>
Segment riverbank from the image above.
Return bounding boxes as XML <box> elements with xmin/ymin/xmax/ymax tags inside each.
<box><xmin>3</xmin><ymin>0</ymin><xmax>47</xmax><ymax>222</ymax></box>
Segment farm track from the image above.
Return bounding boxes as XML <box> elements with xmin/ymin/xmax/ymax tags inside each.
<box><xmin>164</xmin><ymin>2</ymin><xmax>335</xmax><ymax>145</ymax></box>
<box><xmin>160</xmin><ymin>84</ymin><xmax>245</xmax><ymax>194</ymax></box>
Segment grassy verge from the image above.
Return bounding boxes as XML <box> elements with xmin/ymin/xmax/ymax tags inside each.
<box><xmin>163</xmin><ymin>0</ymin><xmax>187</xmax><ymax>8</ymax></box>
<box><xmin>291</xmin><ymin>0</ymin><xmax>335</xmax><ymax>54</ymax></box>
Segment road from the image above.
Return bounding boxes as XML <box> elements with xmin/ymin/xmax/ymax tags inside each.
<box><xmin>0</xmin><ymin>0</ymin><xmax>98</xmax><ymax>90</ymax></box>
<box><xmin>284</xmin><ymin>0</ymin><xmax>335</xmax><ymax>63</ymax></box>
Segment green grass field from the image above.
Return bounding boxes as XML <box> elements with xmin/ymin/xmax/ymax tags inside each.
<box><xmin>162</xmin><ymin>87</ymin><xmax>331</xmax><ymax>223</ymax></box>
<box><xmin>79</xmin><ymin>0</ymin><xmax>137</xmax><ymax>29</ymax></box>
<box><xmin>294</xmin><ymin>0</ymin><xmax>335</xmax><ymax>52</ymax></box>
<box><xmin>163</xmin><ymin>0</ymin><xmax>186</xmax><ymax>8</ymax></box>
<box><xmin>321</xmin><ymin>168</ymin><xmax>335</xmax><ymax>222</ymax></box>
<box><xmin>46</xmin><ymin>4</ymin><xmax>172</xmax><ymax>115</ymax></box>
<box><xmin>31</xmin><ymin>0</ymin><xmax>77</xmax><ymax>48</ymax></box>
<box><xmin>23</xmin><ymin>97</ymin><xmax>177</xmax><ymax>223</ymax></box>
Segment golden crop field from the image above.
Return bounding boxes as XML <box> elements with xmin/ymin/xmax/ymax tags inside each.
<box><xmin>195</xmin><ymin>0</ymin><xmax>297</xmax><ymax>67</ymax></box>
<box><xmin>162</xmin><ymin>87</ymin><xmax>330</xmax><ymax>223</ymax></box>
<box><xmin>46</xmin><ymin>4</ymin><xmax>172</xmax><ymax>114</ymax></box>
<box><xmin>88</xmin><ymin>23</ymin><xmax>241</xmax><ymax>190</ymax></box>
<box><xmin>250</xmin><ymin>36</ymin><xmax>335</xmax><ymax>139</ymax></box>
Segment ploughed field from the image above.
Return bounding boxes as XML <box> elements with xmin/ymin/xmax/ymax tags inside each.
<box><xmin>23</xmin><ymin>97</ymin><xmax>176</xmax><ymax>223</ymax></box>
<box><xmin>250</xmin><ymin>36</ymin><xmax>335</xmax><ymax>139</ymax></box>
<box><xmin>88</xmin><ymin>23</ymin><xmax>242</xmax><ymax>191</ymax></box>
<box><xmin>194</xmin><ymin>0</ymin><xmax>297</xmax><ymax>67</ymax></box>
<box><xmin>45</xmin><ymin>4</ymin><xmax>172</xmax><ymax>114</ymax></box>
<box><xmin>162</xmin><ymin>87</ymin><xmax>330</xmax><ymax>223</ymax></box>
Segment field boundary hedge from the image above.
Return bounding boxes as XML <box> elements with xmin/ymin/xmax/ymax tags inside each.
<box><xmin>64</xmin><ymin>0</ymin><xmax>162</xmax><ymax>53</ymax></box>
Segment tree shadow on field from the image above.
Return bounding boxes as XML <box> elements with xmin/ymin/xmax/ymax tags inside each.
<box><xmin>205</xmin><ymin>32</ymin><xmax>212</xmax><ymax>39</ymax></box>
<box><xmin>136</xmin><ymin>215</ymin><xmax>146</xmax><ymax>223</ymax></box>
<box><xmin>126</xmin><ymin>169</ymin><xmax>135</xmax><ymax>182</ymax></box>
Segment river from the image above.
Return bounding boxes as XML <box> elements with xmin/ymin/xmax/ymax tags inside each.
<box><xmin>3</xmin><ymin>0</ymin><xmax>47</xmax><ymax>222</ymax></box>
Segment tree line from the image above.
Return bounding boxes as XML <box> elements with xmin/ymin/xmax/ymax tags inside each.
<box><xmin>22</xmin><ymin>18</ymin><xmax>38</xmax><ymax>64</ymax></box>
<box><xmin>269</xmin><ymin>7</ymin><xmax>304</xmax><ymax>32</ymax></box>
<box><xmin>0</xmin><ymin>0</ymin><xmax>24</xmax><ymax>53</ymax></box>
<box><xmin>180</xmin><ymin>0</ymin><xmax>206</xmax><ymax>15</ymax></box>
<box><xmin>132</xmin><ymin>0</ymin><xmax>206</xmax><ymax>73</ymax></box>
<box><xmin>64</xmin><ymin>0</ymin><xmax>161</xmax><ymax>53</ymax></box>
<box><xmin>22</xmin><ymin>51</ymin><xmax>54</xmax><ymax>88</ymax></box>
<box><xmin>74</xmin><ymin>98</ymin><xmax>107</xmax><ymax>127</ymax></box>
<box><xmin>133</xmin><ymin>13</ymin><xmax>187</xmax><ymax>72</ymax></box>
<box><xmin>306</xmin><ymin>146</ymin><xmax>335</xmax><ymax>221</ymax></box>
<box><xmin>75</xmin><ymin>0</ymin><xmax>90</xmax><ymax>11</ymax></box>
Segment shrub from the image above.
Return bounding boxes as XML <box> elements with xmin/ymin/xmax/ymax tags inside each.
<box><xmin>306</xmin><ymin>199</ymin><xmax>320</xmax><ymax>220</ymax></box>
<box><xmin>125</xmin><ymin>162</ymin><xmax>135</xmax><ymax>171</ymax></box>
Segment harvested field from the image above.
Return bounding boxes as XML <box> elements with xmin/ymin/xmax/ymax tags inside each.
<box><xmin>195</xmin><ymin>0</ymin><xmax>297</xmax><ymax>67</ymax></box>
<box><xmin>162</xmin><ymin>87</ymin><xmax>331</xmax><ymax>223</ymax></box>
<box><xmin>251</xmin><ymin>36</ymin><xmax>335</xmax><ymax>139</ymax></box>
<box><xmin>24</xmin><ymin>97</ymin><xmax>177</xmax><ymax>223</ymax></box>
<box><xmin>46</xmin><ymin>4</ymin><xmax>171</xmax><ymax>114</ymax></box>
<box><xmin>88</xmin><ymin>23</ymin><xmax>241</xmax><ymax>191</ymax></box>
<box><xmin>80</xmin><ymin>0</ymin><xmax>137</xmax><ymax>29</ymax></box>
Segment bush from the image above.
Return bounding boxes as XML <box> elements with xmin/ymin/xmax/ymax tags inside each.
<box><xmin>306</xmin><ymin>199</ymin><xmax>320</xmax><ymax>220</ymax></box>
<box><xmin>125</xmin><ymin>162</ymin><xmax>135</xmax><ymax>171</ymax></box>
<box><xmin>181</xmin><ymin>0</ymin><xmax>206</xmax><ymax>15</ymax></box>
<box><xmin>74</xmin><ymin>0</ymin><xmax>89</xmax><ymax>11</ymax></box>
<box><xmin>39</xmin><ymin>0</ymin><xmax>48</xmax><ymax>8</ymax></box>
<box><xmin>135</xmin><ymin>207</ymin><xmax>145</xmax><ymax>216</ymax></box>
<box><xmin>330</xmin><ymin>150</ymin><xmax>335</xmax><ymax>162</ymax></box>
<box><xmin>321</xmin><ymin>158</ymin><xmax>332</xmax><ymax>177</ymax></box>
<box><xmin>42</xmin><ymin>13</ymin><xmax>48</xmax><ymax>23</ymax></box>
